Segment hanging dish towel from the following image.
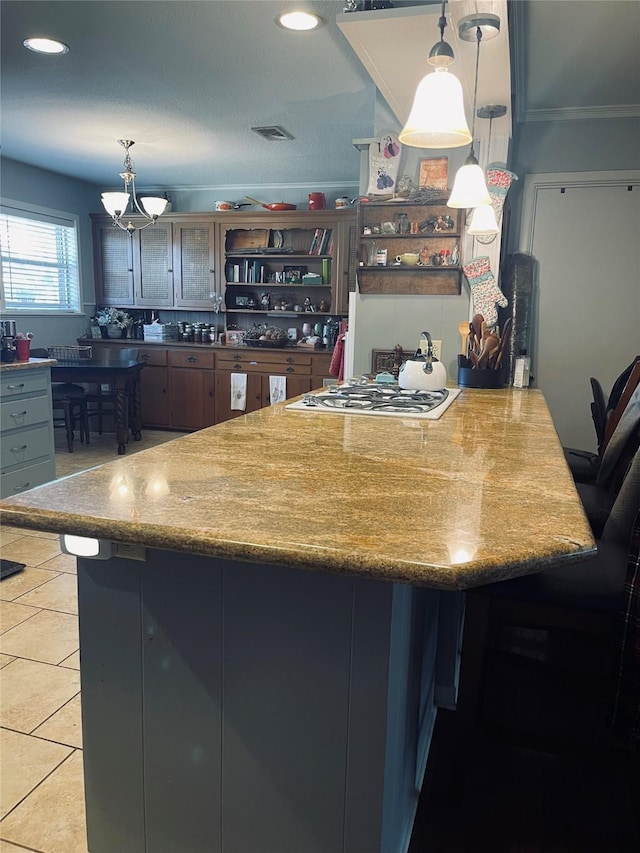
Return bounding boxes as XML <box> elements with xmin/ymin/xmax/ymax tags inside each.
<box><xmin>269</xmin><ymin>375</ymin><xmax>286</xmax><ymax>405</ymax></box>
<box><xmin>230</xmin><ymin>373</ymin><xmax>247</xmax><ymax>411</ymax></box>
<box><xmin>329</xmin><ymin>320</ymin><xmax>348</xmax><ymax>381</ymax></box>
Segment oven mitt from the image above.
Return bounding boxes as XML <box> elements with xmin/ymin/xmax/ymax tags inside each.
<box><xmin>474</xmin><ymin>164</ymin><xmax>518</xmax><ymax>245</ymax></box>
<box><xmin>463</xmin><ymin>256</ymin><xmax>508</xmax><ymax>328</ymax></box>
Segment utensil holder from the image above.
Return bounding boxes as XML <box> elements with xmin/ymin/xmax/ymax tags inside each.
<box><xmin>457</xmin><ymin>367</ymin><xmax>505</xmax><ymax>389</ymax></box>
<box><xmin>15</xmin><ymin>339</ymin><xmax>31</xmax><ymax>362</ymax></box>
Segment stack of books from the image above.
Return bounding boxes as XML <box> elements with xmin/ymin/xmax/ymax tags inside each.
<box><xmin>308</xmin><ymin>229</ymin><xmax>333</xmax><ymax>255</ymax></box>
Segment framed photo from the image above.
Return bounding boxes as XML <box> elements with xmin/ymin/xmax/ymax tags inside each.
<box><xmin>419</xmin><ymin>157</ymin><xmax>448</xmax><ymax>190</ymax></box>
<box><xmin>234</xmin><ymin>294</ymin><xmax>253</xmax><ymax>308</ymax></box>
<box><xmin>283</xmin><ymin>265</ymin><xmax>307</xmax><ymax>284</ymax></box>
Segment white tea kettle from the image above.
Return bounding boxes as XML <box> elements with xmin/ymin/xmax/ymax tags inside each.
<box><xmin>398</xmin><ymin>331</ymin><xmax>447</xmax><ymax>392</ymax></box>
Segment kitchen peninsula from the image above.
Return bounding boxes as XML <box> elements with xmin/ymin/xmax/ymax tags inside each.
<box><xmin>0</xmin><ymin>387</ymin><xmax>595</xmax><ymax>853</ymax></box>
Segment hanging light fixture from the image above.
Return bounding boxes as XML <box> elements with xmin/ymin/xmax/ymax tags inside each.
<box><xmin>398</xmin><ymin>1</ymin><xmax>471</xmax><ymax>149</ymax></box>
<box><xmin>101</xmin><ymin>140</ymin><xmax>167</xmax><ymax>234</ymax></box>
<box><xmin>467</xmin><ymin>104</ymin><xmax>506</xmax><ymax>238</ymax></box>
<box><xmin>447</xmin><ymin>14</ymin><xmax>500</xmax><ymax>209</ymax></box>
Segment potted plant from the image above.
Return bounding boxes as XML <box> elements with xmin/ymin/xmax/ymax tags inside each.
<box><xmin>94</xmin><ymin>307</ymin><xmax>132</xmax><ymax>339</ymax></box>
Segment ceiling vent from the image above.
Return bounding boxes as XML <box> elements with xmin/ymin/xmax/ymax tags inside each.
<box><xmin>251</xmin><ymin>125</ymin><xmax>295</xmax><ymax>141</ymax></box>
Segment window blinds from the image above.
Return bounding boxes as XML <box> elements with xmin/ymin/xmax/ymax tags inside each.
<box><xmin>0</xmin><ymin>206</ymin><xmax>81</xmax><ymax>312</ymax></box>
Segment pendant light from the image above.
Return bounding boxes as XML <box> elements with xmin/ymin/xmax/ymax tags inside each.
<box><xmin>398</xmin><ymin>1</ymin><xmax>471</xmax><ymax>149</ymax></box>
<box><xmin>467</xmin><ymin>105</ymin><xmax>506</xmax><ymax>239</ymax></box>
<box><xmin>447</xmin><ymin>15</ymin><xmax>500</xmax><ymax>209</ymax></box>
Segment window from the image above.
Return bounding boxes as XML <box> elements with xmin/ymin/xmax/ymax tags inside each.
<box><xmin>0</xmin><ymin>200</ymin><xmax>82</xmax><ymax>313</ymax></box>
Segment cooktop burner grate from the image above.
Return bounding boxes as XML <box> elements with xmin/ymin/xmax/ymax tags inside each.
<box><xmin>286</xmin><ymin>383</ymin><xmax>460</xmax><ymax>420</ymax></box>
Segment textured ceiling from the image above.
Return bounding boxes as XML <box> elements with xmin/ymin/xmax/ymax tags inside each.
<box><xmin>1</xmin><ymin>1</ymin><xmax>638</xmax><ymax>194</ymax></box>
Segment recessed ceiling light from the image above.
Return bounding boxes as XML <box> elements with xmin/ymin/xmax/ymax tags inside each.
<box><xmin>23</xmin><ymin>37</ymin><xmax>69</xmax><ymax>55</ymax></box>
<box><xmin>276</xmin><ymin>11</ymin><xmax>322</xmax><ymax>31</ymax></box>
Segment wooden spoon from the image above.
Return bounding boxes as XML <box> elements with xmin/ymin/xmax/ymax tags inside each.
<box><xmin>458</xmin><ymin>321</ymin><xmax>470</xmax><ymax>356</ymax></box>
<box><xmin>478</xmin><ymin>334</ymin><xmax>499</xmax><ymax>369</ymax></box>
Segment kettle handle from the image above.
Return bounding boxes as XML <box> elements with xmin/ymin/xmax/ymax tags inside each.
<box><xmin>420</xmin><ymin>331</ymin><xmax>434</xmax><ymax>374</ymax></box>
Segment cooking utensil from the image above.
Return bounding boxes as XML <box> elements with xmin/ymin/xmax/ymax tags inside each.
<box><xmin>478</xmin><ymin>334</ymin><xmax>499</xmax><ymax>369</ymax></box>
<box><xmin>215</xmin><ymin>200</ymin><xmax>251</xmax><ymax>211</ymax></box>
<box><xmin>398</xmin><ymin>331</ymin><xmax>447</xmax><ymax>392</ymax></box>
<box><xmin>458</xmin><ymin>321</ymin><xmax>470</xmax><ymax>356</ymax></box>
<box><xmin>245</xmin><ymin>196</ymin><xmax>297</xmax><ymax>212</ymax></box>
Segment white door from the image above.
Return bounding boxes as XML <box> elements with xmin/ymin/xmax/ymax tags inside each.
<box><xmin>525</xmin><ymin>180</ymin><xmax>640</xmax><ymax>451</ymax></box>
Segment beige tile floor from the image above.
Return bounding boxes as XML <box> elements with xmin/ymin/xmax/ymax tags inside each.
<box><xmin>0</xmin><ymin>429</ymin><xmax>184</xmax><ymax>852</ymax></box>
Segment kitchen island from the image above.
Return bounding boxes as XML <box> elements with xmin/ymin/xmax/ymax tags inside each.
<box><xmin>0</xmin><ymin>386</ymin><xmax>595</xmax><ymax>853</ymax></box>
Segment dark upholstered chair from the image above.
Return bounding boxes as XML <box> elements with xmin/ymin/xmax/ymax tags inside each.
<box><xmin>565</xmin><ymin>358</ymin><xmax>640</xmax><ymax>485</ymax></box>
<box><xmin>452</xmin><ymin>451</ymin><xmax>640</xmax><ymax>782</ymax></box>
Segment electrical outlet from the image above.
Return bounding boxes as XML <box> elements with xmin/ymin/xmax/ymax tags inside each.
<box><xmin>419</xmin><ymin>339</ymin><xmax>442</xmax><ymax>360</ymax></box>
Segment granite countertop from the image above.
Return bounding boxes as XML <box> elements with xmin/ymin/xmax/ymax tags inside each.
<box><xmin>0</xmin><ymin>358</ymin><xmax>57</xmax><ymax>371</ymax></box>
<box><xmin>0</xmin><ymin>386</ymin><xmax>596</xmax><ymax>589</ymax></box>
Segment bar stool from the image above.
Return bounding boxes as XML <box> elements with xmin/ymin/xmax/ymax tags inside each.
<box><xmin>52</xmin><ymin>383</ymin><xmax>90</xmax><ymax>453</ymax></box>
<box><xmin>32</xmin><ymin>347</ymin><xmax>91</xmax><ymax>453</ymax></box>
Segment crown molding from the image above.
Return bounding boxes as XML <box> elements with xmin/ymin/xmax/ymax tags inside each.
<box><xmin>520</xmin><ymin>104</ymin><xmax>640</xmax><ymax>124</ymax></box>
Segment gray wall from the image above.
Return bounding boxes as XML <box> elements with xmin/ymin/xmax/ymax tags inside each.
<box><xmin>507</xmin><ymin>116</ymin><xmax>640</xmax><ymax>251</ymax></box>
<box><xmin>1</xmin><ymin>157</ymin><xmax>100</xmax><ymax>346</ymax></box>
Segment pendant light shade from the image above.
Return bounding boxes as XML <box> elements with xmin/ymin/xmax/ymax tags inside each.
<box><xmin>399</xmin><ymin>1</ymin><xmax>472</xmax><ymax>149</ymax></box>
<box><xmin>447</xmin><ymin>154</ymin><xmax>491</xmax><ymax>208</ymax></box>
<box><xmin>399</xmin><ymin>68</ymin><xmax>472</xmax><ymax>149</ymax></box>
<box><xmin>467</xmin><ymin>203</ymin><xmax>499</xmax><ymax>235</ymax></box>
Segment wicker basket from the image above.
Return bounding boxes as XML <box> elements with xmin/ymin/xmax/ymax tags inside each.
<box><xmin>47</xmin><ymin>345</ymin><xmax>93</xmax><ymax>362</ymax></box>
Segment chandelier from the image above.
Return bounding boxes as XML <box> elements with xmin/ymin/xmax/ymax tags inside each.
<box><xmin>101</xmin><ymin>140</ymin><xmax>167</xmax><ymax>234</ymax></box>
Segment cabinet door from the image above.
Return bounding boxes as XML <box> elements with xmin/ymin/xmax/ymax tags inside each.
<box><xmin>169</xmin><ymin>367</ymin><xmax>216</xmax><ymax>431</ymax></box>
<box><xmin>133</xmin><ymin>222</ymin><xmax>174</xmax><ymax>307</ymax></box>
<box><xmin>139</xmin><ymin>366</ymin><xmax>170</xmax><ymax>428</ymax></box>
<box><xmin>173</xmin><ymin>221</ymin><xmax>217</xmax><ymax>309</ymax></box>
<box><xmin>214</xmin><ymin>372</ymin><xmax>263</xmax><ymax>424</ymax></box>
<box><xmin>93</xmin><ymin>222</ymin><xmax>135</xmax><ymax>307</ymax></box>
<box><xmin>333</xmin><ymin>218</ymin><xmax>358</xmax><ymax>315</ymax></box>
<box><xmin>261</xmin><ymin>374</ymin><xmax>311</xmax><ymax>405</ymax></box>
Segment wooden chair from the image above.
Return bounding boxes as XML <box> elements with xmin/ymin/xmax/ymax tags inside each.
<box><xmin>31</xmin><ymin>348</ymin><xmax>90</xmax><ymax>453</ymax></box>
<box><xmin>85</xmin><ymin>347</ymin><xmax>139</xmax><ymax>434</ymax></box>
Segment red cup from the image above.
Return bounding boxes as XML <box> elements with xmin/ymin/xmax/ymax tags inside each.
<box><xmin>308</xmin><ymin>192</ymin><xmax>326</xmax><ymax>210</ymax></box>
<box><xmin>15</xmin><ymin>339</ymin><xmax>31</xmax><ymax>362</ymax></box>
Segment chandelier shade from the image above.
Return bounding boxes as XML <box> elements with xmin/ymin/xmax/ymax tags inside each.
<box><xmin>101</xmin><ymin>140</ymin><xmax>167</xmax><ymax>233</ymax></box>
<box><xmin>399</xmin><ymin>69</ymin><xmax>472</xmax><ymax>149</ymax></box>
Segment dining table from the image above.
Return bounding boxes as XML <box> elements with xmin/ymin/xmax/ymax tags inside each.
<box><xmin>50</xmin><ymin>357</ymin><xmax>145</xmax><ymax>454</ymax></box>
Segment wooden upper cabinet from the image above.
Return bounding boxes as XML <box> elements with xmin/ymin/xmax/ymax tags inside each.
<box><xmin>172</xmin><ymin>220</ymin><xmax>216</xmax><ymax>309</ymax></box>
<box><xmin>92</xmin><ymin>221</ymin><xmax>135</xmax><ymax>307</ymax></box>
<box><xmin>133</xmin><ymin>221</ymin><xmax>174</xmax><ymax>307</ymax></box>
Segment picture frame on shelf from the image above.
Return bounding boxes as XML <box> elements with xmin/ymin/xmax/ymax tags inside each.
<box><xmin>418</xmin><ymin>157</ymin><xmax>448</xmax><ymax>191</ymax></box>
<box><xmin>283</xmin><ymin>265</ymin><xmax>307</xmax><ymax>284</ymax></box>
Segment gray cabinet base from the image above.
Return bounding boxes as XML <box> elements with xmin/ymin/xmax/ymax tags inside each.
<box><xmin>78</xmin><ymin>550</ymin><xmax>454</xmax><ymax>852</ymax></box>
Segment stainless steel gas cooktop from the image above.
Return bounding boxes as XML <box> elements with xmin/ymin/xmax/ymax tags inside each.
<box><xmin>286</xmin><ymin>383</ymin><xmax>461</xmax><ymax>420</ymax></box>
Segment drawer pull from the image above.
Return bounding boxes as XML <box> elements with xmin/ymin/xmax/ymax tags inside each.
<box><xmin>187</xmin><ymin>356</ymin><xmax>197</xmax><ymax>363</ymax></box>
<box><xmin>286</xmin><ymin>357</ymin><xmax>294</xmax><ymax>364</ymax></box>
<box><xmin>6</xmin><ymin>383</ymin><xmax>25</xmax><ymax>390</ymax></box>
<box><xmin>286</xmin><ymin>367</ymin><xmax>294</xmax><ymax>373</ymax></box>
<box><xmin>13</xmin><ymin>482</ymin><xmax>30</xmax><ymax>492</ymax></box>
<box><xmin>10</xmin><ymin>410</ymin><xmax>28</xmax><ymax>418</ymax></box>
<box><xmin>140</xmin><ymin>352</ymin><xmax>150</xmax><ymax>360</ymax></box>
<box><xmin>249</xmin><ymin>361</ymin><xmax>258</xmax><ymax>365</ymax></box>
<box><xmin>10</xmin><ymin>444</ymin><xmax>28</xmax><ymax>452</ymax></box>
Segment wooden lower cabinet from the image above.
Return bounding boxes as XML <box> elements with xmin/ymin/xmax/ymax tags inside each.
<box><xmin>81</xmin><ymin>340</ymin><xmax>332</xmax><ymax>430</ymax></box>
<box><xmin>137</xmin><ymin>346</ymin><xmax>170</xmax><ymax>429</ymax></box>
<box><xmin>168</xmin><ymin>349</ymin><xmax>215</xmax><ymax>430</ymax></box>
<box><xmin>215</xmin><ymin>348</ymin><xmax>313</xmax><ymax>423</ymax></box>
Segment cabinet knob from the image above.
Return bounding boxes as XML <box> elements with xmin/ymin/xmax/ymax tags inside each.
<box><xmin>140</xmin><ymin>352</ymin><xmax>150</xmax><ymax>360</ymax></box>
<box><xmin>286</xmin><ymin>367</ymin><xmax>294</xmax><ymax>373</ymax></box>
<box><xmin>286</xmin><ymin>357</ymin><xmax>294</xmax><ymax>364</ymax></box>
<box><xmin>187</xmin><ymin>356</ymin><xmax>197</xmax><ymax>363</ymax></box>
